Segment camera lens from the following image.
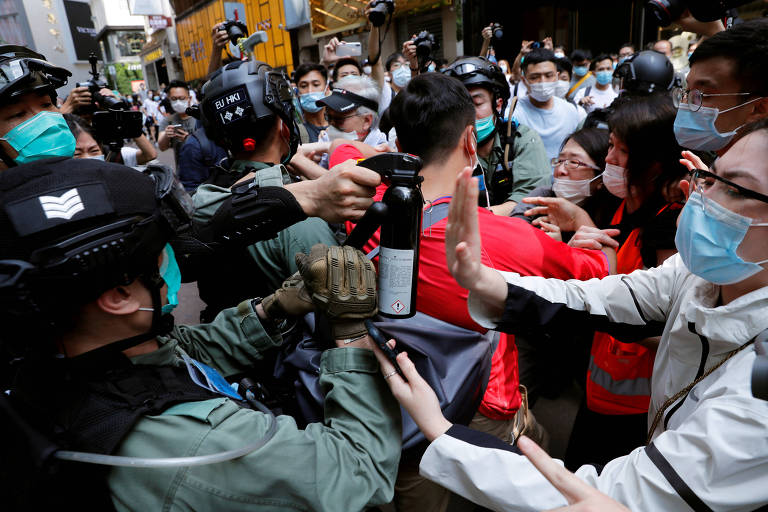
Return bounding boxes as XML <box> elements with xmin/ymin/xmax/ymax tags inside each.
<box><xmin>645</xmin><ymin>0</ymin><xmax>685</xmax><ymax>27</ymax></box>
<box><xmin>493</xmin><ymin>28</ymin><xmax>503</xmax><ymax>39</ymax></box>
<box><xmin>369</xmin><ymin>3</ymin><xmax>387</xmax><ymax>27</ymax></box>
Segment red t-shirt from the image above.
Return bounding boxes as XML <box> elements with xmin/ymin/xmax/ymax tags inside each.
<box><xmin>338</xmin><ymin>144</ymin><xmax>610</xmax><ymax>418</ymax></box>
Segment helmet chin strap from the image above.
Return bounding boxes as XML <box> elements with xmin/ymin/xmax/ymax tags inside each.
<box><xmin>69</xmin><ymin>272</ymin><xmax>174</xmax><ymax>368</ymax></box>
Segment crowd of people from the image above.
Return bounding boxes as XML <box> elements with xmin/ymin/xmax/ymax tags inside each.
<box><xmin>1</xmin><ymin>2</ymin><xmax>768</xmax><ymax>511</ymax></box>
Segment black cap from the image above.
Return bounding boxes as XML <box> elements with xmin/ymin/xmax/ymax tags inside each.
<box><xmin>316</xmin><ymin>88</ymin><xmax>379</xmax><ymax>114</ymax></box>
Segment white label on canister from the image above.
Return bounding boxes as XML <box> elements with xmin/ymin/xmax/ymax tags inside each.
<box><xmin>378</xmin><ymin>247</ymin><xmax>414</xmax><ymax>316</ymax></box>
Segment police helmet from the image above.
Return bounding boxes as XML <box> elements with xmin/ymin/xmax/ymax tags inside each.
<box><xmin>613</xmin><ymin>50</ymin><xmax>677</xmax><ymax>96</ymax></box>
<box><xmin>200</xmin><ymin>60</ymin><xmax>299</xmax><ymax>161</ymax></box>
<box><xmin>0</xmin><ymin>45</ymin><xmax>71</xmax><ymax>105</ymax></box>
<box><xmin>442</xmin><ymin>56</ymin><xmax>511</xmax><ymax>116</ymax></box>
<box><xmin>0</xmin><ymin>158</ymin><xmax>192</xmax><ymax>337</ymax></box>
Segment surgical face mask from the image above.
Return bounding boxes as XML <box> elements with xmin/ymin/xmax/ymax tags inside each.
<box><xmin>139</xmin><ymin>244</ymin><xmax>181</xmax><ymax>315</ymax></box>
<box><xmin>300</xmin><ymin>91</ymin><xmax>325</xmax><ymax>113</ymax></box>
<box><xmin>675</xmin><ymin>191</ymin><xmax>768</xmax><ymax>284</ymax></box>
<box><xmin>552</xmin><ymin>173</ymin><xmax>602</xmax><ymax>205</ymax></box>
<box><xmin>153</xmin><ymin>96</ymin><xmax>160</xmax><ymax>101</ymax></box>
<box><xmin>427</xmin><ymin>63</ymin><xmax>436</xmax><ymax>72</ymax></box>
<box><xmin>0</xmin><ymin>111</ymin><xmax>76</xmax><ymax>165</ymax></box>
<box><xmin>499</xmin><ymin>63</ymin><xmax>508</xmax><ymax>73</ymax></box>
<box><xmin>528</xmin><ymin>81</ymin><xmax>557</xmax><ymax>103</ymax></box>
<box><xmin>573</xmin><ymin>65</ymin><xmax>589</xmax><ymax>76</ymax></box>
<box><xmin>555</xmin><ymin>80</ymin><xmax>570</xmax><ymax>98</ymax></box>
<box><xmin>673</xmin><ymin>100</ymin><xmax>760</xmax><ymax>151</ymax></box>
<box><xmin>84</xmin><ymin>154</ymin><xmax>105</xmax><ymax>160</ymax></box>
<box><xmin>475</xmin><ymin>114</ymin><xmax>496</xmax><ymax>143</ymax></box>
<box><xmin>602</xmin><ymin>163</ymin><xmax>628</xmax><ymax>198</ymax></box>
<box><xmin>392</xmin><ymin>66</ymin><xmax>411</xmax><ymax>88</ymax></box>
<box><xmin>554</xmin><ymin>52</ymin><xmax>565</xmax><ymax>59</ymax></box>
<box><xmin>325</xmin><ymin>124</ymin><xmax>359</xmax><ymax>141</ymax></box>
<box><xmin>363</xmin><ymin>65</ymin><xmax>372</xmax><ymax>74</ymax></box>
<box><xmin>171</xmin><ymin>99</ymin><xmax>189</xmax><ymax>114</ymax></box>
<box><xmin>595</xmin><ymin>70</ymin><xmax>613</xmax><ymax>86</ymax></box>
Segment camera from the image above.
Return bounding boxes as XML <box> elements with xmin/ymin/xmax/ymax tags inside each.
<box><xmin>222</xmin><ymin>19</ymin><xmax>248</xmax><ymax>44</ymax></box>
<box><xmin>491</xmin><ymin>23</ymin><xmax>503</xmax><ymax>41</ymax></box>
<box><xmin>76</xmin><ymin>54</ymin><xmax>126</xmax><ymax>111</ymax></box>
<box><xmin>530</xmin><ymin>41</ymin><xmax>546</xmax><ymax>49</ymax></box>
<box><xmin>645</xmin><ymin>0</ymin><xmax>753</xmax><ymax>26</ymax></box>
<box><xmin>368</xmin><ymin>0</ymin><xmax>395</xmax><ymax>27</ymax></box>
<box><xmin>413</xmin><ymin>30</ymin><xmax>439</xmax><ymax>61</ymax></box>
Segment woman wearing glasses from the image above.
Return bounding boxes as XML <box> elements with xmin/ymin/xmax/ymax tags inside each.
<box><xmin>519</xmin><ymin>94</ymin><xmax>689</xmax><ymax>469</ymax></box>
<box><xmin>413</xmin><ymin>119</ymin><xmax>768</xmax><ymax>510</ymax></box>
<box><xmin>510</xmin><ymin>126</ymin><xmax>619</xmax><ymax>242</ymax></box>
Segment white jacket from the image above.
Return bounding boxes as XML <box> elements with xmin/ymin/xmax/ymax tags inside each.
<box><xmin>420</xmin><ymin>254</ymin><xmax>768</xmax><ymax>511</ymax></box>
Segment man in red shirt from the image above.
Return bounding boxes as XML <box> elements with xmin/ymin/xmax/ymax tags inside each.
<box><xmin>336</xmin><ymin>73</ymin><xmax>609</xmax><ymax>512</ymax></box>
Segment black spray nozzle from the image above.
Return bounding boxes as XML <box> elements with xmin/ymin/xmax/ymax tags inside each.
<box><xmin>357</xmin><ymin>152</ymin><xmax>423</xmax><ymax>184</ymax></box>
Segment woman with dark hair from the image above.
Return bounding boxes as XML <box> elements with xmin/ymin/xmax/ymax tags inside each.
<box><xmin>511</xmin><ymin>126</ymin><xmax>619</xmax><ymax>243</ymax></box>
<box><xmin>64</xmin><ymin>113</ymin><xmax>157</xmax><ymax>167</ymax></box>
<box><xmin>522</xmin><ymin>93</ymin><xmax>688</xmax><ymax>468</ymax></box>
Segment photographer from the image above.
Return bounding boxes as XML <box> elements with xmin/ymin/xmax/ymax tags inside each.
<box><xmin>65</xmin><ymin>113</ymin><xmax>157</xmax><ymax>167</ymax></box>
<box><xmin>0</xmin><ymin>45</ymin><xmax>75</xmax><ymax>169</ymax></box>
<box><xmin>158</xmin><ymin>80</ymin><xmax>197</xmax><ymax>170</ymax></box>
<box><xmin>0</xmin><ymin>158</ymin><xmax>401</xmax><ymax>510</ymax></box>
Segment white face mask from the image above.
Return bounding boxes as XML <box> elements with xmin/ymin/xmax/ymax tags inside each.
<box><xmin>83</xmin><ymin>154</ymin><xmax>105</xmax><ymax>161</ymax></box>
<box><xmin>325</xmin><ymin>124</ymin><xmax>359</xmax><ymax>141</ymax></box>
<box><xmin>499</xmin><ymin>63</ymin><xmax>508</xmax><ymax>73</ymax></box>
<box><xmin>363</xmin><ymin>65</ymin><xmax>372</xmax><ymax>75</ymax></box>
<box><xmin>554</xmin><ymin>80</ymin><xmax>570</xmax><ymax>98</ymax></box>
<box><xmin>552</xmin><ymin>173</ymin><xmax>602</xmax><ymax>205</ymax></box>
<box><xmin>528</xmin><ymin>81</ymin><xmax>557</xmax><ymax>102</ymax></box>
<box><xmin>171</xmin><ymin>99</ymin><xmax>188</xmax><ymax>114</ymax></box>
<box><xmin>602</xmin><ymin>163</ymin><xmax>628</xmax><ymax>198</ymax></box>
<box><xmin>554</xmin><ymin>52</ymin><xmax>565</xmax><ymax>59</ymax></box>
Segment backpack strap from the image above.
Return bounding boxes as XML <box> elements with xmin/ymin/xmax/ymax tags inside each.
<box><xmin>584</xmin><ymin>86</ymin><xmax>592</xmax><ymax>97</ymax></box>
<box><xmin>366</xmin><ymin>202</ymin><xmax>450</xmax><ymax>260</ymax></box>
<box><xmin>501</xmin><ymin>103</ymin><xmax>519</xmax><ymax>173</ymax></box>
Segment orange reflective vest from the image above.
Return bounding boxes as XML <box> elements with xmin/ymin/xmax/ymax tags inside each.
<box><xmin>586</xmin><ymin>201</ymin><xmax>679</xmax><ymax>415</ymax></box>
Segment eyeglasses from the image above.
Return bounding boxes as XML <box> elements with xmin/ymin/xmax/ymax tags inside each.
<box><xmin>551</xmin><ymin>158</ymin><xmax>601</xmax><ymax>172</ymax></box>
<box><xmin>324</xmin><ymin>111</ymin><xmax>360</xmax><ymax>124</ymax></box>
<box><xmin>672</xmin><ymin>88</ymin><xmax>753</xmax><ymax>112</ymax></box>
<box><xmin>691</xmin><ymin>168</ymin><xmax>768</xmax><ymax>205</ymax></box>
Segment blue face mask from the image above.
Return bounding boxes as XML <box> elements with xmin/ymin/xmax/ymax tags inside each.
<box><xmin>673</xmin><ymin>101</ymin><xmax>759</xmax><ymax>151</ymax></box>
<box><xmin>595</xmin><ymin>70</ymin><xmax>613</xmax><ymax>85</ymax></box>
<box><xmin>475</xmin><ymin>114</ymin><xmax>496</xmax><ymax>143</ymax></box>
<box><xmin>573</xmin><ymin>65</ymin><xmax>589</xmax><ymax>77</ymax></box>
<box><xmin>427</xmin><ymin>63</ymin><xmax>436</xmax><ymax>72</ymax></box>
<box><xmin>675</xmin><ymin>191</ymin><xmax>768</xmax><ymax>285</ymax></box>
<box><xmin>392</xmin><ymin>66</ymin><xmax>411</xmax><ymax>88</ymax></box>
<box><xmin>140</xmin><ymin>244</ymin><xmax>181</xmax><ymax>315</ymax></box>
<box><xmin>300</xmin><ymin>91</ymin><xmax>325</xmax><ymax>113</ymax></box>
<box><xmin>0</xmin><ymin>111</ymin><xmax>76</xmax><ymax>165</ymax></box>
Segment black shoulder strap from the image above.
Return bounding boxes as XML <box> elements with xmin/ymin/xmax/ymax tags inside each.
<box><xmin>585</xmin><ymin>86</ymin><xmax>592</xmax><ymax>97</ymax></box>
<box><xmin>646</xmin><ymin>442</ymin><xmax>713</xmax><ymax>512</ymax></box>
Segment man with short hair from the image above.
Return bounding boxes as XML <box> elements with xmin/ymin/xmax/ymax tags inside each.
<box><xmin>332</xmin><ymin>57</ymin><xmax>363</xmax><ymax>83</ymax></box>
<box><xmin>567</xmin><ymin>49</ymin><xmax>595</xmax><ymax>99</ymax></box>
<box><xmin>158</xmin><ymin>79</ymin><xmax>196</xmax><ymax>168</ymax></box>
<box><xmin>334</xmin><ymin>72</ymin><xmax>609</xmax><ymax>512</ymax></box>
<box><xmin>295</xmin><ymin>62</ymin><xmax>330</xmax><ymax>142</ymax></box>
<box><xmin>618</xmin><ymin>43</ymin><xmax>636</xmax><ymax>63</ymax></box>
<box><xmin>443</xmin><ymin>56</ymin><xmax>550</xmax><ymax>215</ymax></box>
<box><xmin>653</xmin><ymin>39</ymin><xmax>673</xmax><ymax>58</ymax></box>
<box><xmin>0</xmin><ymin>45</ymin><xmax>75</xmax><ymax>169</ymax></box>
<box><xmin>574</xmin><ymin>53</ymin><xmax>618</xmax><ymax>113</ymax></box>
<box><xmin>674</xmin><ymin>18</ymin><xmax>768</xmax><ymax>156</ymax></box>
<box><xmin>513</xmin><ymin>48</ymin><xmax>582</xmax><ymax>162</ymax></box>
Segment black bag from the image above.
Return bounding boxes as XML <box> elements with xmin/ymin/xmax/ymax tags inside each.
<box><xmin>277</xmin><ymin>312</ymin><xmax>494</xmax><ymax>451</ymax></box>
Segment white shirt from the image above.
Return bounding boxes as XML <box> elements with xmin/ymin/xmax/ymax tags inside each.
<box><xmin>573</xmin><ymin>85</ymin><xmax>618</xmax><ymax>113</ymax></box>
<box><xmin>511</xmin><ymin>96</ymin><xmax>581</xmax><ymax>162</ymax></box>
<box><xmin>120</xmin><ymin>146</ymin><xmax>139</xmax><ymax>168</ymax></box>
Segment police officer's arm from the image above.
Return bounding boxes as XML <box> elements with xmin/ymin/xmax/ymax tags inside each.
<box><xmin>191</xmin><ymin>159</ymin><xmax>381</xmax><ymax>246</ymax></box>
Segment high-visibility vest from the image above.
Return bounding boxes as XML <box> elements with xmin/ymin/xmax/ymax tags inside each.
<box><xmin>586</xmin><ymin>201</ymin><xmax>680</xmax><ymax>415</ymax></box>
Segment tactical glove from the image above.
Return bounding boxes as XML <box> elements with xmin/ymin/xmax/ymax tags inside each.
<box><xmin>261</xmin><ymin>272</ymin><xmax>315</xmax><ymax>320</ymax></box>
<box><xmin>295</xmin><ymin>244</ymin><xmax>378</xmax><ymax>339</ymax></box>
